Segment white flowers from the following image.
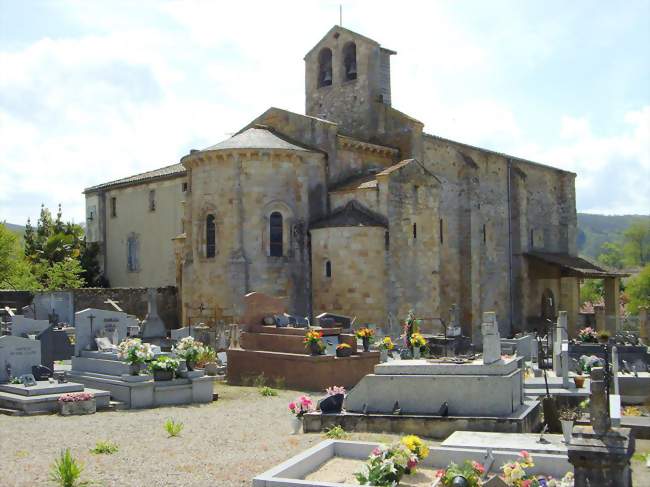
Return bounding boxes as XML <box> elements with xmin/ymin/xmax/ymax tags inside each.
<box><xmin>173</xmin><ymin>336</ymin><xmax>205</xmax><ymax>363</ymax></box>
<box><xmin>117</xmin><ymin>338</ymin><xmax>153</xmax><ymax>365</ymax></box>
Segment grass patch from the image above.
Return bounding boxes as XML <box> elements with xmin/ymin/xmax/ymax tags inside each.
<box><xmin>90</xmin><ymin>441</ymin><xmax>119</xmax><ymax>454</ymax></box>
<box><xmin>323</xmin><ymin>425</ymin><xmax>349</xmax><ymax>439</ymax></box>
<box><xmin>164</xmin><ymin>419</ymin><xmax>184</xmax><ymax>437</ymax></box>
<box><xmin>49</xmin><ymin>449</ymin><xmax>89</xmax><ymax>487</ymax></box>
<box><xmin>632</xmin><ymin>452</ymin><xmax>649</xmax><ymax>462</ymax></box>
<box><xmin>259</xmin><ymin>386</ymin><xmax>278</xmax><ymax>397</ymax></box>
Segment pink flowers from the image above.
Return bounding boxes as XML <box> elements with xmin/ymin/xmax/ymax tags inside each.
<box><xmin>472</xmin><ymin>461</ymin><xmax>485</xmax><ymax>474</ymax></box>
<box><xmin>58</xmin><ymin>392</ymin><xmax>94</xmax><ymax>403</ymax></box>
<box><xmin>289</xmin><ymin>395</ymin><xmax>314</xmax><ymax>417</ymax></box>
<box><xmin>325</xmin><ymin>385</ymin><xmax>346</xmax><ymax>396</ymax></box>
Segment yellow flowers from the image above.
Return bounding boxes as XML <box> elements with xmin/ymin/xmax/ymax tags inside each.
<box><xmin>355</xmin><ymin>327</ymin><xmax>375</xmax><ymax>339</ymax></box>
<box><xmin>401</xmin><ymin>435</ymin><xmax>429</xmax><ymax>460</ymax></box>
<box><xmin>304</xmin><ymin>330</ymin><xmax>324</xmax><ymax>344</ymax></box>
<box><xmin>379</xmin><ymin>336</ymin><xmax>394</xmax><ymax>351</ymax></box>
<box><xmin>409</xmin><ymin>332</ymin><xmax>426</xmax><ymax>348</ymax></box>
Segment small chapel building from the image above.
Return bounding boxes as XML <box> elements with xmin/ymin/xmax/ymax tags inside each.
<box><xmin>84</xmin><ymin>26</ymin><xmax>623</xmax><ymax>340</ymax></box>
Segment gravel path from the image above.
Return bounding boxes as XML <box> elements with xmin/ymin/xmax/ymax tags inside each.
<box><xmin>0</xmin><ymin>384</ymin><xmax>403</xmax><ymax>487</ymax></box>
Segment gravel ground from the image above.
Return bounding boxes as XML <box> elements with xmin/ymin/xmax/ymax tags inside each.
<box><xmin>0</xmin><ymin>383</ymin><xmax>648</xmax><ymax>487</ymax></box>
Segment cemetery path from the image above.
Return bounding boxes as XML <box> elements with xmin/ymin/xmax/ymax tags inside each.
<box><xmin>0</xmin><ymin>383</ymin><xmax>415</xmax><ymax>486</ymax></box>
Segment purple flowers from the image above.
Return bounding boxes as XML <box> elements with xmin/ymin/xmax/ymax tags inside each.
<box><xmin>58</xmin><ymin>392</ymin><xmax>94</xmax><ymax>403</ymax></box>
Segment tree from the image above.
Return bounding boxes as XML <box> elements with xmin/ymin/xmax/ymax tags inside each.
<box><xmin>580</xmin><ymin>279</ymin><xmax>604</xmax><ymax>306</ymax></box>
<box><xmin>597</xmin><ymin>242</ymin><xmax>624</xmax><ymax>269</ymax></box>
<box><xmin>626</xmin><ymin>265</ymin><xmax>650</xmax><ymax>315</ymax></box>
<box><xmin>622</xmin><ymin>221</ymin><xmax>650</xmax><ymax>267</ymax></box>
<box><xmin>0</xmin><ymin>223</ymin><xmax>39</xmax><ymax>290</ymax></box>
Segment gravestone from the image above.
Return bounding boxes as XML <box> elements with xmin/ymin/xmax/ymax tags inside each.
<box><xmin>74</xmin><ymin>308</ymin><xmax>129</xmax><ymax>355</ymax></box>
<box><xmin>38</xmin><ymin>325</ymin><xmax>74</xmax><ymax>370</ymax></box>
<box><xmin>241</xmin><ymin>292</ymin><xmax>287</xmax><ymax>330</ymax></box>
<box><xmin>141</xmin><ymin>288</ymin><xmax>166</xmax><ymax>339</ymax></box>
<box><xmin>10</xmin><ymin>316</ymin><xmax>51</xmax><ymax>338</ymax></box>
<box><xmin>0</xmin><ymin>336</ymin><xmax>42</xmax><ymax>382</ymax></box>
<box><xmin>481</xmin><ymin>312</ymin><xmax>501</xmax><ymax>364</ymax></box>
<box><xmin>553</xmin><ymin>311</ymin><xmax>568</xmax><ymax>377</ymax></box>
<box><xmin>33</xmin><ymin>291</ymin><xmax>74</xmax><ymax>324</ymax></box>
<box><xmin>590</xmin><ymin>367</ymin><xmax>611</xmax><ymax>435</ymax></box>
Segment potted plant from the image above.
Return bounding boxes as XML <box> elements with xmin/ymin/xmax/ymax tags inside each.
<box><xmin>577</xmin><ymin>327</ymin><xmax>598</xmax><ymax>343</ymax></box>
<box><xmin>196</xmin><ymin>346</ymin><xmax>219</xmax><ymax>376</ymax></box>
<box><xmin>435</xmin><ymin>459</ymin><xmax>484</xmax><ymax>487</ymax></box>
<box><xmin>356</xmin><ymin>327</ymin><xmax>375</xmax><ymax>352</ymax></box>
<box><xmin>319</xmin><ymin>385</ymin><xmax>346</xmax><ymax>414</ymax></box>
<box><xmin>59</xmin><ymin>392</ymin><xmax>96</xmax><ymax>416</ymax></box>
<box><xmin>288</xmin><ymin>395</ymin><xmax>314</xmax><ymax>434</ymax></box>
<box><xmin>409</xmin><ymin>332</ymin><xmax>427</xmax><ymax>359</ymax></box>
<box><xmin>173</xmin><ymin>336</ymin><xmax>205</xmax><ymax>371</ymax></box>
<box><xmin>559</xmin><ymin>407</ymin><xmax>580</xmax><ymax>444</ymax></box>
<box><xmin>378</xmin><ymin>336</ymin><xmax>394</xmax><ymax>363</ymax></box>
<box><xmin>573</xmin><ymin>369</ymin><xmax>585</xmax><ymax>389</ymax></box>
<box><xmin>597</xmin><ymin>330</ymin><xmax>610</xmax><ymax>344</ymax></box>
<box><xmin>117</xmin><ymin>338</ymin><xmax>153</xmax><ymax>375</ymax></box>
<box><xmin>149</xmin><ymin>355</ymin><xmax>180</xmax><ymax>381</ymax></box>
<box><xmin>336</xmin><ymin>342</ymin><xmax>353</xmax><ymax>357</ymax></box>
<box><xmin>355</xmin><ymin>435</ymin><xmax>429</xmax><ymax>486</ymax></box>
<box><xmin>304</xmin><ymin>330</ymin><xmax>325</xmax><ymax>355</ymax></box>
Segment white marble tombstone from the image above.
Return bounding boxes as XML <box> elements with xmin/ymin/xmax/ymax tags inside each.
<box><xmin>74</xmin><ymin>308</ymin><xmax>129</xmax><ymax>355</ymax></box>
<box><xmin>0</xmin><ymin>335</ymin><xmax>42</xmax><ymax>382</ymax></box>
<box><xmin>481</xmin><ymin>312</ymin><xmax>502</xmax><ymax>365</ymax></box>
<box><xmin>10</xmin><ymin>316</ymin><xmax>51</xmax><ymax>338</ymax></box>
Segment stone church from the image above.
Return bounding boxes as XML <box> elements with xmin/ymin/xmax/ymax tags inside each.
<box><xmin>85</xmin><ymin>26</ymin><xmax>621</xmax><ymax>340</ymax></box>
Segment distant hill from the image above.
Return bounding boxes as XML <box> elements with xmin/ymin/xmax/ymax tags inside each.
<box><xmin>2</xmin><ymin>222</ymin><xmax>25</xmax><ymax>237</ymax></box>
<box><xmin>577</xmin><ymin>213</ymin><xmax>650</xmax><ymax>260</ymax></box>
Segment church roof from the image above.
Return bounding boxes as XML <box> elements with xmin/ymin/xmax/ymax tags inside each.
<box><xmin>310</xmin><ymin>200</ymin><xmax>387</xmax><ymax>229</ymax></box>
<box><xmin>525</xmin><ymin>251</ymin><xmax>629</xmax><ymax>278</ymax></box>
<box><xmin>199</xmin><ymin>126</ymin><xmax>315</xmax><ymax>153</ymax></box>
<box><xmin>84</xmin><ymin>163</ymin><xmax>186</xmax><ymax>193</ymax></box>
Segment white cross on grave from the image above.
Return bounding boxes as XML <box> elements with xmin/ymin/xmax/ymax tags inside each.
<box><xmin>104</xmin><ymin>299</ymin><xmax>123</xmax><ymax>312</ymax></box>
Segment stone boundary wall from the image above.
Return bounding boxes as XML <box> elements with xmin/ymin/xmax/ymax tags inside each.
<box><xmin>0</xmin><ymin>291</ymin><xmax>34</xmax><ymax>313</ymax></box>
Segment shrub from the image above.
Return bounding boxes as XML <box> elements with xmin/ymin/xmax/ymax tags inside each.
<box><xmin>324</xmin><ymin>425</ymin><xmax>349</xmax><ymax>439</ymax></box>
<box><xmin>259</xmin><ymin>386</ymin><xmax>278</xmax><ymax>397</ymax></box>
<box><xmin>90</xmin><ymin>441</ymin><xmax>118</xmax><ymax>454</ymax></box>
<box><xmin>164</xmin><ymin>419</ymin><xmax>184</xmax><ymax>437</ymax></box>
<box><xmin>49</xmin><ymin>449</ymin><xmax>88</xmax><ymax>487</ymax></box>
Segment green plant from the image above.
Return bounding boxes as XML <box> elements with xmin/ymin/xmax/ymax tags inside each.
<box><xmin>49</xmin><ymin>449</ymin><xmax>88</xmax><ymax>487</ymax></box>
<box><xmin>253</xmin><ymin>373</ymin><xmax>267</xmax><ymax>388</ymax></box>
<box><xmin>324</xmin><ymin>425</ymin><xmax>349</xmax><ymax>439</ymax></box>
<box><xmin>164</xmin><ymin>418</ymin><xmax>184</xmax><ymax>437</ymax></box>
<box><xmin>437</xmin><ymin>460</ymin><xmax>484</xmax><ymax>487</ymax></box>
<box><xmin>259</xmin><ymin>386</ymin><xmax>278</xmax><ymax>397</ymax></box>
<box><xmin>196</xmin><ymin>345</ymin><xmax>217</xmax><ymax>368</ymax></box>
<box><xmin>90</xmin><ymin>441</ymin><xmax>118</xmax><ymax>454</ymax></box>
<box><xmin>9</xmin><ymin>377</ymin><xmax>21</xmax><ymax>384</ymax></box>
<box><xmin>149</xmin><ymin>355</ymin><xmax>180</xmax><ymax>372</ymax></box>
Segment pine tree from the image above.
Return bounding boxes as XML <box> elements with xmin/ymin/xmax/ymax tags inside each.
<box><xmin>54</xmin><ymin>203</ymin><xmax>65</xmax><ymax>234</ymax></box>
<box><xmin>23</xmin><ymin>218</ymin><xmax>36</xmax><ymax>259</ymax></box>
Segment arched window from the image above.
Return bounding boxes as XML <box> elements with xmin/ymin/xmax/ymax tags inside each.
<box><xmin>206</xmin><ymin>214</ymin><xmax>216</xmax><ymax>258</ymax></box>
<box><xmin>342</xmin><ymin>42</ymin><xmax>357</xmax><ymax>81</ymax></box>
<box><xmin>318</xmin><ymin>48</ymin><xmax>332</xmax><ymax>87</ymax></box>
<box><xmin>269</xmin><ymin>212</ymin><xmax>283</xmax><ymax>257</ymax></box>
<box><xmin>325</xmin><ymin>260</ymin><xmax>332</xmax><ymax>278</ymax></box>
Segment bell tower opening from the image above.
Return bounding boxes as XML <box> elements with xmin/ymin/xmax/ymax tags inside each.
<box><xmin>318</xmin><ymin>48</ymin><xmax>332</xmax><ymax>87</ymax></box>
<box><xmin>342</xmin><ymin>42</ymin><xmax>357</xmax><ymax>81</ymax></box>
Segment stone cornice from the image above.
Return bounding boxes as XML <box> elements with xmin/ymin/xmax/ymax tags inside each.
<box><xmin>337</xmin><ymin>136</ymin><xmax>399</xmax><ymax>157</ymax></box>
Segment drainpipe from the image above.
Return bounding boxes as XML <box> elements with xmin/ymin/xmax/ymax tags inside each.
<box><xmin>507</xmin><ymin>159</ymin><xmax>514</xmax><ymax>332</ymax></box>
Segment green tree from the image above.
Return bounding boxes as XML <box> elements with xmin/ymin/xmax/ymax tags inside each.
<box><xmin>626</xmin><ymin>265</ymin><xmax>650</xmax><ymax>315</ymax></box>
<box><xmin>580</xmin><ymin>279</ymin><xmax>604</xmax><ymax>306</ymax></box>
<box><xmin>38</xmin><ymin>258</ymin><xmax>86</xmax><ymax>291</ymax></box>
<box><xmin>622</xmin><ymin>221</ymin><xmax>650</xmax><ymax>267</ymax></box>
<box><xmin>597</xmin><ymin>242</ymin><xmax>624</xmax><ymax>269</ymax></box>
<box><xmin>0</xmin><ymin>223</ymin><xmax>39</xmax><ymax>290</ymax></box>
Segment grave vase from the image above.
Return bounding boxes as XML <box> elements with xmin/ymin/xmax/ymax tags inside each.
<box><xmin>362</xmin><ymin>337</ymin><xmax>370</xmax><ymax>352</ymax></box>
<box><xmin>413</xmin><ymin>347</ymin><xmax>421</xmax><ymax>359</ymax></box>
<box><xmin>309</xmin><ymin>342</ymin><xmax>323</xmax><ymax>356</ymax></box>
<box><xmin>129</xmin><ymin>363</ymin><xmax>141</xmax><ymax>376</ymax></box>
<box><xmin>291</xmin><ymin>415</ymin><xmax>302</xmax><ymax>434</ymax></box>
<box><xmin>186</xmin><ymin>360</ymin><xmax>196</xmax><ymax>371</ymax></box>
<box><xmin>153</xmin><ymin>369</ymin><xmax>174</xmax><ymax>381</ymax></box>
<box><xmin>379</xmin><ymin>349</ymin><xmax>388</xmax><ymax>363</ymax></box>
<box><xmin>561</xmin><ymin>420</ymin><xmax>574</xmax><ymax>444</ymax></box>
<box><xmin>204</xmin><ymin>362</ymin><xmax>219</xmax><ymax>376</ymax></box>
<box><xmin>573</xmin><ymin>374</ymin><xmax>585</xmax><ymax>388</ymax></box>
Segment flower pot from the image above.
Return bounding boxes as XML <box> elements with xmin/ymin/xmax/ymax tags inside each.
<box><xmin>153</xmin><ymin>370</ymin><xmax>174</xmax><ymax>381</ymax></box>
<box><xmin>561</xmin><ymin>419</ymin><xmax>574</xmax><ymax>444</ymax></box>
<box><xmin>362</xmin><ymin>337</ymin><xmax>370</xmax><ymax>352</ymax></box>
<box><xmin>204</xmin><ymin>362</ymin><xmax>219</xmax><ymax>376</ymax></box>
<box><xmin>336</xmin><ymin>347</ymin><xmax>353</xmax><ymax>358</ymax></box>
<box><xmin>186</xmin><ymin>360</ymin><xmax>196</xmax><ymax>371</ymax></box>
<box><xmin>319</xmin><ymin>393</ymin><xmax>344</xmax><ymax>414</ymax></box>
<box><xmin>573</xmin><ymin>375</ymin><xmax>585</xmax><ymax>389</ymax></box>
<box><xmin>129</xmin><ymin>364</ymin><xmax>141</xmax><ymax>376</ymax></box>
<box><xmin>309</xmin><ymin>342</ymin><xmax>323</xmax><ymax>355</ymax></box>
<box><xmin>413</xmin><ymin>347</ymin><xmax>421</xmax><ymax>359</ymax></box>
<box><xmin>60</xmin><ymin>399</ymin><xmax>96</xmax><ymax>416</ymax></box>
<box><xmin>380</xmin><ymin>349</ymin><xmax>388</xmax><ymax>363</ymax></box>
<box><xmin>291</xmin><ymin>415</ymin><xmax>302</xmax><ymax>435</ymax></box>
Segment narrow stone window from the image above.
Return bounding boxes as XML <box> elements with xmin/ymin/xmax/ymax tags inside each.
<box><xmin>127</xmin><ymin>235</ymin><xmax>139</xmax><ymax>272</ymax></box>
<box><xmin>483</xmin><ymin>224</ymin><xmax>487</xmax><ymax>244</ymax></box>
<box><xmin>269</xmin><ymin>212</ymin><xmax>283</xmax><ymax>257</ymax></box>
<box><xmin>182</xmin><ymin>182</ymin><xmax>188</xmax><ymax>192</ymax></box>
<box><xmin>149</xmin><ymin>190</ymin><xmax>156</xmax><ymax>212</ymax></box>
<box><xmin>206</xmin><ymin>214</ymin><xmax>216</xmax><ymax>258</ymax></box>
<box><xmin>413</xmin><ymin>222</ymin><xmax>417</xmax><ymax>239</ymax></box>
<box><xmin>342</xmin><ymin>42</ymin><xmax>357</xmax><ymax>81</ymax></box>
<box><xmin>110</xmin><ymin>197</ymin><xmax>117</xmax><ymax>217</ymax></box>
<box><xmin>384</xmin><ymin>231</ymin><xmax>390</xmax><ymax>250</ymax></box>
<box><xmin>318</xmin><ymin>48</ymin><xmax>332</xmax><ymax>87</ymax></box>
<box><xmin>530</xmin><ymin>228</ymin><xmax>534</xmax><ymax>248</ymax></box>
<box><xmin>325</xmin><ymin>260</ymin><xmax>332</xmax><ymax>278</ymax></box>
<box><xmin>439</xmin><ymin>218</ymin><xmax>444</xmax><ymax>244</ymax></box>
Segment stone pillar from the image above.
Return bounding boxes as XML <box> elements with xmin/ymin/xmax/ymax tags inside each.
<box><xmin>560</xmin><ymin>277</ymin><xmax>580</xmax><ymax>338</ymax></box>
<box><xmin>639</xmin><ymin>307</ymin><xmax>648</xmax><ymax>345</ymax></box>
<box><xmin>568</xmin><ymin>368</ymin><xmax>635</xmax><ymax>487</ymax></box>
<box><xmin>594</xmin><ymin>304</ymin><xmax>606</xmax><ymax>332</ymax></box>
<box><xmin>603</xmin><ymin>277</ymin><xmax>620</xmax><ymax>335</ymax></box>
<box><xmin>553</xmin><ymin>311</ymin><xmax>568</xmax><ymax>378</ymax></box>
<box><xmin>228</xmin><ymin>323</ymin><xmax>241</xmax><ymax>349</ymax></box>
<box><xmin>481</xmin><ymin>312</ymin><xmax>501</xmax><ymax>364</ymax></box>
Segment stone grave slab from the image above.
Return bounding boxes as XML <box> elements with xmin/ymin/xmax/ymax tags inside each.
<box><xmin>316</xmin><ymin>312</ymin><xmax>352</xmax><ymax>329</ymax></box>
<box><xmin>74</xmin><ymin>308</ymin><xmax>129</xmax><ymax>355</ymax></box>
<box><xmin>241</xmin><ymin>291</ymin><xmax>287</xmax><ymax>329</ymax></box>
<box><xmin>0</xmin><ymin>336</ymin><xmax>42</xmax><ymax>382</ymax></box>
<box><xmin>441</xmin><ymin>431</ymin><xmax>567</xmax><ymax>455</ymax></box>
<box><xmin>10</xmin><ymin>316</ymin><xmax>51</xmax><ymax>337</ymax></box>
<box><xmin>0</xmin><ymin>381</ymin><xmax>82</xmax><ymax>397</ymax></box>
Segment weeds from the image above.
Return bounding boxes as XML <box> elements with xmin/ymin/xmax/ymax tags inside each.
<box><xmin>273</xmin><ymin>376</ymin><xmax>286</xmax><ymax>389</ymax></box>
<box><xmin>323</xmin><ymin>425</ymin><xmax>350</xmax><ymax>439</ymax></box>
<box><xmin>164</xmin><ymin>419</ymin><xmax>184</xmax><ymax>437</ymax></box>
<box><xmin>253</xmin><ymin>373</ymin><xmax>267</xmax><ymax>388</ymax></box>
<box><xmin>90</xmin><ymin>441</ymin><xmax>119</xmax><ymax>454</ymax></box>
<box><xmin>259</xmin><ymin>386</ymin><xmax>278</xmax><ymax>397</ymax></box>
<box><xmin>49</xmin><ymin>449</ymin><xmax>89</xmax><ymax>487</ymax></box>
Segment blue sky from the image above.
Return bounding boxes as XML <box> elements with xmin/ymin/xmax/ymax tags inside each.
<box><xmin>1</xmin><ymin>0</ymin><xmax>648</xmax><ymax>225</ymax></box>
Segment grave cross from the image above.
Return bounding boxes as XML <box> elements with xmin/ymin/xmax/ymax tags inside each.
<box><xmin>3</xmin><ymin>306</ymin><xmax>16</xmax><ymax>317</ymax></box>
<box><xmin>104</xmin><ymin>299</ymin><xmax>123</xmax><ymax>312</ymax></box>
<box><xmin>87</xmin><ymin>313</ymin><xmax>96</xmax><ymax>351</ymax></box>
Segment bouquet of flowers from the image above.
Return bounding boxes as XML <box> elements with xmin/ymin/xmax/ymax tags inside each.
<box><xmin>196</xmin><ymin>345</ymin><xmax>218</xmax><ymax>368</ymax></box>
<box><xmin>288</xmin><ymin>395</ymin><xmax>314</xmax><ymax>417</ymax></box>
<box><xmin>304</xmin><ymin>330</ymin><xmax>325</xmax><ymax>353</ymax></box>
<box><xmin>117</xmin><ymin>338</ymin><xmax>153</xmax><ymax>365</ymax></box>
<box><xmin>173</xmin><ymin>336</ymin><xmax>205</xmax><ymax>364</ymax></box>
<box><xmin>355</xmin><ymin>328</ymin><xmax>375</xmax><ymax>340</ymax></box>
<box><xmin>336</xmin><ymin>343</ymin><xmax>351</xmax><ymax>350</ymax></box>
<box><xmin>149</xmin><ymin>355</ymin><xmax>180</xmax><ymax>372</ymax></box>
<box><xmin>577</xmin><ymin>327</ymin><xmax>598</xmax><ymax>343</ymax></box>
<box><xmin>578</xmin><ymin>354</ymin><xmax>604</xmax><ymax>374</ymax></box>
<box><xmin>378</xmin><ymin>336</ymin><xmax>394</xmax><ymax>351</ymax></box>
<box><xmin>58</xmin><ymin>392</ymin><xmax>95</xmax><ymax>403</ymax></box>
<box><xmin>325</xmin><ymin>385</ymin><xmax>346</xmax><ymax>396</ymax></box>
<box><xmin>436</xmin><ymin>460</ymin><xmax>485</xmax><ymax>487</ymax></box>
<box><xmin>501</xmin><ymin>450</ymin><xmax>538</xmax><ymax>486</ymax></box>
<box><xmin>409</xmin><ymin>332</ymin><xmax>426</xmax><ymax>348</ymax></box>
<box><xmin>355</xmin><ymin>435</ymin><xmax>429</xmax><ymax>486</ymax></box>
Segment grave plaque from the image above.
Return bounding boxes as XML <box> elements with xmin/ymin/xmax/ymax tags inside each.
<box><xmin>74</xmin><ymin>308</ymin><xmax>129</xmax><ymax>355</ymax></box>
<box><xmin>0</xmin><ymin>335</ymin><xmax>42</xmax><ymax>382</ymax></box>
<box><xmin>10</xmin><ymin>316</ymin><xmax>51</xmax><ymax>338</ymax></box>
